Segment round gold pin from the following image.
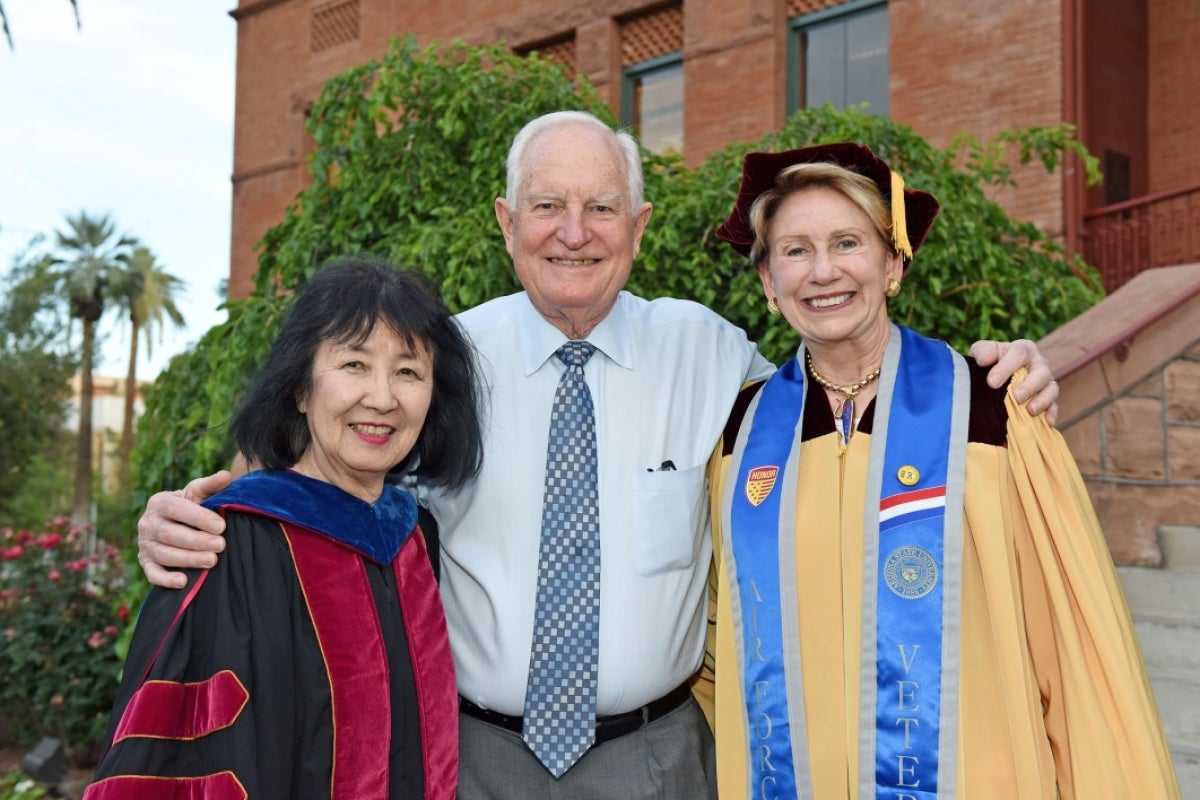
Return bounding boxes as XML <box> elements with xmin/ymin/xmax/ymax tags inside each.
<box><xmin>897</xmin><ymin>465</ymin><xmax>920</xmax><ymax>486</ymax></box>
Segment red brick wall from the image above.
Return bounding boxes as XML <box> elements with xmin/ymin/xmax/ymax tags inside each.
<box><xmin>683</xmin><ymin>0</ymin><xmax>782</xmax><ymax>162</ymax></box>
<box><xmin>1148</xmin><ymin>0</ymin><xmax>1200</xmax><ymax>194</ymax></box>
<box><xmin>230</xmin><ymin>0</ymin><xmax>358</xmax><ymax>296</ymax></box>
<box><xmin>890</xmin><ymin>0</ymin><xmax>1065</xmax><ymax>238</ymax></box>
<box><xmin>229</xmin><ymin>164</ymin><xmax>310</xmax><ymax>298</ymax></box>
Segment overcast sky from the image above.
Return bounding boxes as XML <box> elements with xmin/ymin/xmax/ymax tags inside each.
<box><xmin>0</xmin><ymin>0</ymin><xmax>236</xmax><ymax>381</ymax></box>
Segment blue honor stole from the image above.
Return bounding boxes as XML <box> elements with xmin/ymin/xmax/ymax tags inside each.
<box><xmin>723</xmin><ymin>325</ymin><xmax>968</xmax><ymax>799</ymax></box>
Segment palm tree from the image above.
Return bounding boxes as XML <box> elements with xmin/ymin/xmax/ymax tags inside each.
<box><xmin>116</xmin><ymin>246</ymin><xmax>186</xmax><ymax>489</ymax></box>
<box><xmin>49</xmin><ymin>211</ymin><xmax>135</xmax><ymax>531</ymax></box>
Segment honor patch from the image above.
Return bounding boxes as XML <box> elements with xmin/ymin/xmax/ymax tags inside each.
<box><xmin>745</xmin><ymin>466</ymin><xmax>779</xmax><ymax>507</ymax></box>
<box><xmin>883</xmin><ymin>546</ymin><xmax>938</xmax><ymax>599</ymax></box>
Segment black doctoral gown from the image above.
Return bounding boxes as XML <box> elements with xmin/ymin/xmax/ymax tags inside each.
<box><xmin>85</xmin><ymin>470</ymin><xmax>459</xmax><ymax>800</ymax></box>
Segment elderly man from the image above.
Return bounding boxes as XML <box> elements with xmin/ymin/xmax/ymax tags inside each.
<box><xmin>136</xmin><ymin>111</ymin><xmax>1058</xmax><ymax>798</ymax></box>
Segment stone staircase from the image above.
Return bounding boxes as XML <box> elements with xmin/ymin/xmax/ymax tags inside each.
<box><xmin>1117</xmin><ymin>525</ymin><xmax>1200</xmax><ymax>796</ymax></box>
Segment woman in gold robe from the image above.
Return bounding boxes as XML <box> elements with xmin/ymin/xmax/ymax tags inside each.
<box><xmin>701</xmin><ymin>144</ymin><xmax>1179</xmax><ymax>799</ymax></box>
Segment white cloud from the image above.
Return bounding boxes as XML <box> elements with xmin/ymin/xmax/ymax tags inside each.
<box><xmin>0</xmin><ymin>0</ymin><xmax>236</xmax><ymax>380</ymax></box>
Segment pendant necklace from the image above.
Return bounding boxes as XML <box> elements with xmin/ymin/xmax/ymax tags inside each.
<box><xmin>806</xmin><ymin>351</ymin><xmax>882</xmax><ymax>446</ymax></box>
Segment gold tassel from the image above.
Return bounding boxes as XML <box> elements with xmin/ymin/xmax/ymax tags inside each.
<box><xmin>890</xmin><ymin>170</ymin><xmax>913</xmax><ymax>261</ymax></box>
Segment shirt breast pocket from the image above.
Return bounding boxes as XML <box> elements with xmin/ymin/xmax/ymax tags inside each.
<box><xmin>630</xmin><ymin>464</ymin><xmax>706</xmax><ymax>575</ymax></box>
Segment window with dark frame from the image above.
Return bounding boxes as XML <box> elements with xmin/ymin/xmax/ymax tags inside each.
<box><xmin>619</xmin><ymin>4</ymin><xmax>684</xmax><ymax>156</ymax></box>
<box><xmin>789</xmin><ymin>1</ymin><xmax>889</xmax><ymax>116</ymax></box>
<box><xmin>623</xmin><ymin>55</ymin><xmax>684</xmax><ymax>155</ymax></box>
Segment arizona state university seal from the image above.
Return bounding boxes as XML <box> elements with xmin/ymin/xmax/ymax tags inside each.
<box><xmin>883</xmin><ymin>545</ymin><xmax>938</xmax><ymax>599</ymax></box>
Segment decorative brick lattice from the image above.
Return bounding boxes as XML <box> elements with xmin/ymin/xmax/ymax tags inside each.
<box><xmin>518</xmin><ymin>37</ymin><xmax>577</xmax><ymax>80</ymax></box>
<box><xmin>621</xmin><ymin>4</ymin><xmax>683</xmax><ymax>66</ymax></box>
<box><xmin>787</xmin><ymin>0</ymin><xmax>845</xmax><ymax>18</ymax></box>
<box><xmin>312</xmin><ymin>0</ymin><xmax>360</xmax><ymax>53</ymax></box>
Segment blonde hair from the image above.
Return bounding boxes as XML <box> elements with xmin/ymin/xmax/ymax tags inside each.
<box><xmin>747</xmin><ymin>162</ymin><xmax>894</xmax><ymax>266</ymax></box>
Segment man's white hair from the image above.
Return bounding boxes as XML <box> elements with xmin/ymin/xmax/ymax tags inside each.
<box><xmin>504</xmin><ymin>110</ymin><xmax>645</xmax><ymax>211</ymax></box>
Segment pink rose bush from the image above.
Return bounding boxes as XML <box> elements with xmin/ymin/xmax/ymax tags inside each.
<box><xmin>0</xmin><ymin>517</ymin><xmax>132</xmax><ymax>762</ymax></box>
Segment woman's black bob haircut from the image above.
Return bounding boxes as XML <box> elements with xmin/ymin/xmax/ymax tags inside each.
<box><xmin>232</xmin><ymin>256</ymin><xmax>484</xmax><ymax>492</ymax></box>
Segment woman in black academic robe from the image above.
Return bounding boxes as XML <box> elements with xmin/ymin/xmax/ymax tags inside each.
<box><xmin>85</xmin><ymin>258</ymin><xmax>483</xmax><ymax>800</ymax></box>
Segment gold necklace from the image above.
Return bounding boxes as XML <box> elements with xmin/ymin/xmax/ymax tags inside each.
<box><xmin>806</xmin><ymin>351</ymin><xmax>881</xmax><ymax>397</ymax></box>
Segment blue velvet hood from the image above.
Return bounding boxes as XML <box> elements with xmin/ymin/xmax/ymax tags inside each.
<box><xmin>202</xmin><ymin>470</ymin><xmax>418</xmax><ymax>565</ymax></box>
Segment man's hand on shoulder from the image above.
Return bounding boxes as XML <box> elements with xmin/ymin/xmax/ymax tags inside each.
<box><xmin>137</xmin><ymin>470</ymin><xmax>232</xmax><ymax>588</ymax></box>
<box><xmin>970</xmin><ymin>339</ymin><xmax>1059</xmax><ymax>427</ymax></box>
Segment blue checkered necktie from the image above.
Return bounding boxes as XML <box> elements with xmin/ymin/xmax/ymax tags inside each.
<box><xmin>523</xmin><ymin>340</ymin><xmax>601</xmax><ymax>778</ymax></box>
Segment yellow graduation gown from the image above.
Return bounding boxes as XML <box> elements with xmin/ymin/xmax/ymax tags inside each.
<box><xmin>701</xmin><ymin>366</ymin><xmax>1179</xmax><ymax>799</ymax></box>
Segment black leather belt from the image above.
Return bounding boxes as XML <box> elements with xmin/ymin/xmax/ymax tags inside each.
<box><xmin>459</xmin><ymin>682</ymin><xmax>693</xmax><ymax>746</ymax></box>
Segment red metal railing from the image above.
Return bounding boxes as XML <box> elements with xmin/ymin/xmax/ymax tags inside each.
<box><xmin>1080</xmin><ymin>181</ymin><xmax>1200</xmax><ymax>293</ymax></box>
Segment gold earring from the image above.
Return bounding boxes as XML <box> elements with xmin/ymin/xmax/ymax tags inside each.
<box><xmin>885</xmin><ymin>278</ymin><xmax>902</xmax><ymax>298</ymax></box>
<box><xmin>767</xmin><ymin>297</ymin><xmax>781</xmax><ymax>316</ymax></box>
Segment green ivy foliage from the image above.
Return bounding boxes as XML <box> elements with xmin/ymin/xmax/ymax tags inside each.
<box><xmin>133</xmin><ymin>39</ymin><xmax>1103</xmax><ymax>501</ymax></box>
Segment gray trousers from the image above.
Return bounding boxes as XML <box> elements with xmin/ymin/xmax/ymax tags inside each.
<box><xmin>457</xmin><ymin>696</ymin><xmax>717</xmax><ymax>799</ymax></box>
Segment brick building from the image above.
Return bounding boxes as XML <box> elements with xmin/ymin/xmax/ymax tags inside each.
<box><xmin>224</xmin><ymin>0</ymin><xmax>1200</xmax><ymax>298</ymax></box>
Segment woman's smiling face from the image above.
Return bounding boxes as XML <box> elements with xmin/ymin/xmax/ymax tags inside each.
<box><xmin>292</xmin><ymin>324</ymin><xmax>434</xmax><ymax>502</ymax></box>
<box><xmin>758</xmin><ymin>185</ymin><xmax>903</xmax><ymax>352</ymax></box>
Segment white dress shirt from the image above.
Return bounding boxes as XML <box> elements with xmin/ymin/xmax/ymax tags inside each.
<box><xmin>426</xmin><ymin>291</ymin><xmax>773</xmax><ymax>716</ymax></box>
